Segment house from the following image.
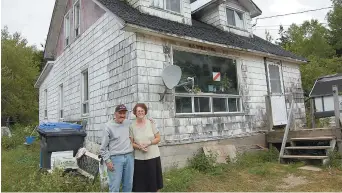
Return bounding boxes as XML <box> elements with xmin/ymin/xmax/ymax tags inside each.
<box><xmin>309</xmin><ymin>73</ymin><xmax>342</xmax><ymax>125</ymax></box>
<box><xmin>35</xmin><ymin>0</ymin><xmax>308</xmax><ymax>170</ymax></box>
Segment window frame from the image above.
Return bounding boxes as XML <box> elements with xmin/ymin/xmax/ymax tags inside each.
<box><xmin>64</xmin><ymin>10</ymin><xmax>71</xmax><ymax>47</ymax></box>
<box><xmin>73</xmin><ymin>0</ymin><xmax>81</xmax><ymax>38</ymax></box>
<box><xmin>226</xmin><ymin>7</ymin><xmax>245</xmax><ymax>30</ymax></box>
<box><xmin>59</xmin><ymin>84</ymin><xmax>64</xmax><ymax>120</ymax></box>
<box><xmin>44</xmin><ymin>89</ymin><xmax>48</xmax><ymax>119</ymax></box>
<box><xmin>81</xmin><ymin>69</ymin><xmax>89</xmax><ymax>117</ymax></box>
<box><xmin>151</xmin><ymin>0</ymin><xmax>182</xmax><ymax>14</ymax></box>
<box><xmin>171</xmin><ymin>47</ymin><xmax>244</xmax><ymax>116</ymax></box>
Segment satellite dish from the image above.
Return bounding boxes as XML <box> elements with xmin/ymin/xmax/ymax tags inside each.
<box><xmin>161</xmin><ymin>65</ymin><xmax>182</xmax><ymax>89</ymax></box>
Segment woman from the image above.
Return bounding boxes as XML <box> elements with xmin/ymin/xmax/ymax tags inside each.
<box><xmin>129</xmin><ymin>103</ymin><xmax>163</xmax><ymax>192</ymax></box>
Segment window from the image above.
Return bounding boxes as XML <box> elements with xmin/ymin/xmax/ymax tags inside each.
<box><xmin>173</xmin><ymin>50</ymin><xmax>242</xmax><ymax>114</ymax></box>
<box><xmin>151</xmin><ymin>0</ymin><xmax>181</xmax><ymax>13</ymax></box>
<box><xmin>74</xmin><ymin>0</ymin><xmax>81</xmax><ymax>37</ymax></box>
<box><xmin>268</xmin><ymin>64</ymin><xmax>282</xmax><ymax>94</ymax></box>
<box><xmin>44</xmin><ymin>89</ymin><xmax>48</xmax><ymax>118</ymax></box>
<box><xmin>64</xmin><ymin>11</ymin><xmax>71</xmax><ymax>46</ymax></box>
<box><xmin>59</xmin><ymin>84</ymin><xmax>64</xmax><ymax>119</ymax></box>
<box><xmin>82</xmin><ymin>70</ymin><xmax>89</xmax><ymax>115</ymax></box>
<box><xmin>226</xmin><ymin>8</ymin><xmax>244</xmax><ymax>29</ymax></box>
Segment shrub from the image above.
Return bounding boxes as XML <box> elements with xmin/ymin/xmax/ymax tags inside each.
<box><xmin>188</xmin><ymin>150</ymin><xmax>217</xmax><ymax>173</ymax></box>
<box><xmin>326</xmin><ymin>150</ymin><xmax>342</xmax><ymax>170</ymax></box>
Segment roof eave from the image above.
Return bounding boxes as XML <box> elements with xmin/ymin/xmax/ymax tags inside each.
<box><xmin>123</xmin><ymin>23</ymin><xmax>307</xmax><ymax>64</ymax></box>
<box><xmin>34</xmin><ymin>61</ymin><xmax>55</xmax><ymax>88</ymax></box>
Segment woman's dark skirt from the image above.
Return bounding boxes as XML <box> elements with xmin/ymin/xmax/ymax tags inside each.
<box><xmin>132</xmin><ymin>156</ymin><xmax>163</xmax><ymax>192</ymax></box>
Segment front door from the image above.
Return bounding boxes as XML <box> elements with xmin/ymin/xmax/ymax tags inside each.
<box><xmin>267</xmin><ymin>61</ymin><xmax>287</xmax><ymax>126</ymax></box>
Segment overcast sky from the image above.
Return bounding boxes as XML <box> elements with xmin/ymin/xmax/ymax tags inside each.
<box><xmin>1</xmin><ymin>0</ymin><xmax>333</xmax><ymax>49</ymax></box>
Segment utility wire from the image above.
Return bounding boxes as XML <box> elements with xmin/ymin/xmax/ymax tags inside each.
<box><xmin>252</xmin><ymin>6</ymin><xmax>333</xmax><ymax>27</ymax></box>
<box><xmin>254</xmin><ymin>23</ymin><xmax>328</xmax><ymax>28</ymax></box>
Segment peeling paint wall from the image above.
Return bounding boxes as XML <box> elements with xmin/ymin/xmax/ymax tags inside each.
<box><xmin>39</xmin><ymin>11</ymin><xmax>138</xmax><ymax>152</ymax></box>
<box><xmin>282</xmin><ymin>61</ymin><xmax>306</xmax><ymax>128</ymax></box>
<box><xmin>133</xmin><ymin>34</ymin><xmax>269</xmax><ymax>145</ymax></box>
<box><xmin>56</xmin><ymin>0</ymin><xmax>105</xmax><ymax>57</ymax></box>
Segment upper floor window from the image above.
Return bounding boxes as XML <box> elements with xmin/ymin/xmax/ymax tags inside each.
<box><xmin>59</xmin><ymin>84</ymin><xmax>64</xmax><ymax>119</ymax></box>
<box><xmin>226</xmin><ymin>8</ymin><xmax>244</xmax><ymax>29</ymax></box>
<box><xmin>64</xmin><ymin>11</ymin><xmax>71</xmax><ymax>46</ymax></box>
<box><xmin>81</xmin><ymin>70</ymin><xmax>89</xmax><ymax>116</ymax></box>
<box><xmin>74</xmin><ymin>0</ymin><xmax>81</xmax><ymax>37</ymax></box>
<box><xmin>44</xmin><ymin>89</ymin><xmax>48</xmax><ymax>118</ymax></box>
<box><xmin>152</xmin><ymin>0</ymin><xmax>181</xmax><ymax>13</ymax></box>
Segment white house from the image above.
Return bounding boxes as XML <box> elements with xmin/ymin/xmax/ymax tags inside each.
<box><xmin>35</xmin><ymin>0</ymin><xmax>307</xmax><ymax>169</ymax></box>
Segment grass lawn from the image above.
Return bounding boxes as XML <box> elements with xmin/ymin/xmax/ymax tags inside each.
<box><xmin>2</xmin><ymin>125</ymin><xmax>342</xmax><ymax>192</ymax></box>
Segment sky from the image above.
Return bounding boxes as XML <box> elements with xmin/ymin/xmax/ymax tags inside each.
<box><xmin>1</xmin><ymin>0</ymin><xmax>333</xmax><ymax>49</ymax></box>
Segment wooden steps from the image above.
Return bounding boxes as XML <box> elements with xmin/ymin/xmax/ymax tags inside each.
<box><xmin>285</xmin><ymin>146</ymin><xmax>331</xmax><ymax>150</ymax></box>
<box><xmin>281</xmin><ymin>155</ymin><xmax>328</xmax><ymax>160</ymax></box>
<box><xmin>290</xmin><ymin>137</ymin><xmax>334</xmax><ymax>141</ymax></box>
<box><xmin>279</xmin><ymin>135</ymin><xmax>336</xmax><ymax>165</ymax></box>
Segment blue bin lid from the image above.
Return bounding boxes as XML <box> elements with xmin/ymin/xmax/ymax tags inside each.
<box><xmin>38</xmin><ymin>122</ymin><xmax>82</xmax><ymax>130</ymax></box>
<box><xmin>37</xmin><ymin>122</ymin><xmax>86</xmax><ymax>137</ymax></box>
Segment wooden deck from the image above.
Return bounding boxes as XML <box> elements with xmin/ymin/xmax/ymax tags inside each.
<box><xmin>266</xmin><ymin>128</ymin><xmax>342</xmax><ymax>143</ymax></box>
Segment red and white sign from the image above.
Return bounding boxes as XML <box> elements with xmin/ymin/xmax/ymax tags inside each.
<box><xmin>213</xmin><ymin>72</ymin><xmax>221</xmax><ymax>81</ymax></box>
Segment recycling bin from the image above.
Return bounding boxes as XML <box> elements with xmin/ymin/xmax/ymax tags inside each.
<box><xmin>37</xmin><ymin>122</ymin><xmax>87</xmax><ymax>169</ymax></box>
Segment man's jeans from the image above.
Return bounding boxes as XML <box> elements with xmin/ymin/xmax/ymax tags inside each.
<box><xmin>107</xmin><ymin>152</ymin><xmax>134</xmax><ymax>192</ymax></box>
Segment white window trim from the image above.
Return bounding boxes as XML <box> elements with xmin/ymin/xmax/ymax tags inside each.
<box><xmin>151</xmin><ymin>0</ymin><xmax>183</xmax><ymax>15</ymax></box>
<box><xmin>64</xmin><ymin>10</ymin><xmax>71</xmax><ymax>47</ymax></box>
<box><xmin>44</xmin><ymin>89</ymin><xmax>48</xmax><ymax>119</ymax></box>
<box><xmin>81</xmin><ymin>69</ymin><xmax>89</xmax><ymax>117</ymax></box>
<box><xmin>171</xmin><ymin>47</ymin><xmax>244</xmax><ymax>116</ymax></box>
<box><xmin>226</xmin><ymin>6</ymin><xmax>246</xmax><ymax>30</ymax></box>
<box><xmin>73</xmin><ymin>0</ymin><xmax>81</xmax><ymax>38</ymax></box>
<box><xmin>59</xmin><ymin>84</ymin><xmax>64</xmax><ymax>121</ymax></box>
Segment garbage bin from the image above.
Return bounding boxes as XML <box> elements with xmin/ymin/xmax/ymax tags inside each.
<box><xmin>37</xmin><ymin>122</ymin><xmax>87</xmax><ymax>169</ymax></box>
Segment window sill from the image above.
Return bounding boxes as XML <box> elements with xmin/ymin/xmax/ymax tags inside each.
<box><xmin>81</xmin><ymin>113</ymin><xmax>89</xmax><ymax>118</ymax></box>
<box><xmin>149</xmin><ymin>6</ymin><xmax>183</xmax><ymax>17</ymax></box>
<box><xmin>175</xmin><ymin>112</ymin><xmax>245</xmax><ymax>118</ymax></box>
<box><xmin>64</xmin><ymin>44</ymin><xmax>71</xmax><ymax>50</ymax></box>
<box><xmin>227</xmin><ymin>25</ymin><xmax>248</xmax><ymax>32</ymax></box>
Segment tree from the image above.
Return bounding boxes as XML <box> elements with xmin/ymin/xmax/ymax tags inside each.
<box><xmin>275</xmin><ymin>20</ymin><xmax>338</xmax><ymax>95</ymax></box>
<box><xmin>327</xmin><ymin>0</ymin><xmax>342</xmax><ymax>56</ymax></box>
<box><xmin>278</xmin><ymin>20</ymin><xmax>335</xmax><ymax>59</ymax></box>
<box><xmin>265</xmin><ymin>30</ymin><xmax>273</xmax><ymax>42</ymax></box>
<box><xmin>1</xmin><ymin>26</ymin><xmax>41</xmax><ymax>124</ymax></box>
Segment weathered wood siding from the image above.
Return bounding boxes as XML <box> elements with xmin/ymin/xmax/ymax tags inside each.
<box><xmin>127</xmin><ymin>0</ymin><xmax>192</xmax><ymax>25</ymax></box>
<box><xmin>39</xmin><ymin>12</ymin><xmax>138</xmax><ymax>152</ymax></box>
<box><xmin>133</xmin><ymin>34</ymin><xmax>271</xmax><ymax>145</ymax></box>
<box><xmin>196</xmin><ymin>0</ymin><xmax>253</xmax><ymax>37</ymax></box>
<box><xmin>56</xmin><ymin>0</ymin><xmax>106</xmax><ymax>57</ymax></box>
<box><xmin>282</xmin><ymin>61</ymin><xmax>306</xmax><ymax>127</ymax></box>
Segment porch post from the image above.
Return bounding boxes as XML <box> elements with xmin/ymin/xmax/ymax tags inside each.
<box><xmin>310</xmin><ymin>98</ymin><xmax>315</xmax><ymax>128</ymax></box>
<box><xmin>333</xmin><ymin>85</ymin><xmax>340</xmax><ymax>128</ymax></box>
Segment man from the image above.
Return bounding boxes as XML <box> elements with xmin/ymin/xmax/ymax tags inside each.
<box><xmin>100</xmin><ymin>104</ymin><xmax>134</xmax><ymax>192</ymax></box>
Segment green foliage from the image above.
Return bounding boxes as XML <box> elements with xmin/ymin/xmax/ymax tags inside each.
<box><xmin>1</xmin><ymin>26</ymin><xmax>41</xmax><ymax>124</ymax></box>
<box><xmin>188</xmin><ymin>150</ymin><xmax>217</xmax><ymax>173</ymax></box>
<box><xmin>326</xmin><ymin>150</ymin><xmax>342</xmax><ymax>170</ymax></box>
<box><xmin>233</xmin><ymin>146</ymin><xmax>279</xmax><ymax>168</ymax></box>
<box><xmin>162</xmin><ymin>168</ymin><xmax>199</xmax><ymax>192</ymax></box>
<box><xmin>327</xmin><ymin>0</ymin><xmax>342</xmax><ymax>56</ymax></box>
<box><xmin>1</xmin><ymin>124</ymin><xmax>37</xmax><ymax>150</ymax></box>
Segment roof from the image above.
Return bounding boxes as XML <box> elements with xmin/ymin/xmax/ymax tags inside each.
<box><xmin>309</xmin><ymin>73</ymin><xmax>342</xmax><ymax>97</ymax></box>
<box><xmin>97</xmin><ymin>0</ymin><xmax>307</xmax><ymax>62</ymax></box>
<box><xmin>34</xmin><ymin>61</ymin><xmax>54</xmax><ymax>88</ymax></box>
